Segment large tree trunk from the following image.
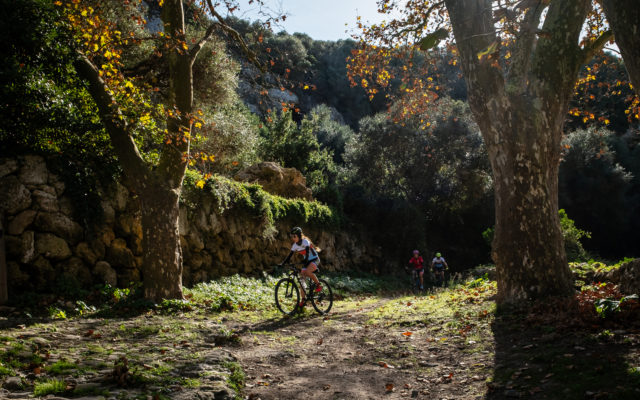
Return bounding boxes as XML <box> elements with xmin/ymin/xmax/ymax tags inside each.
<box><xmin>601</xmin><ymin>0</ymin><xmax>640</xmax><ymax>93</ymax></box>
<box><xmin>0</xmin><ymin>216</ymin><xmax>7</xmax><ymax>305</ymax></box>
<box><xmin>478</xmin><ymin>101</ymin><xmax>574</xmax><ymax>302</ymax></box>
<box><xmin>444</xmin><ymin>0</ymin><xmax>590</xmax><ymax>303</ymax></box>
<box><xmin>139</xmin><ymin>183</ymin><xmax>184</xmax><ymax>302</ymax></box>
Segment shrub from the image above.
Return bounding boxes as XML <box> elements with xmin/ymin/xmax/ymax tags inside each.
<box><xmin>33</xmin><ymin>379</ymin><xmax>66</xmax><ymax>396</ymax></box>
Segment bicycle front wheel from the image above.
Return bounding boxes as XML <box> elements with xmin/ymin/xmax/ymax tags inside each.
<box><xmin>275</xmin><ymin>278</ymin><xmax>300</xmax><ymax>315</ymax></box>
<box><xmin>311</xmin><ymin>278</ymin><xmax>333</xmax><ymax>314</ymax></box>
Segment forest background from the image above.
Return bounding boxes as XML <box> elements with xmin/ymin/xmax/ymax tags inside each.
<box><xmin>1</xmin><ymin>0</ymin><xmax>638</xmax><ymax>275</ymax></box>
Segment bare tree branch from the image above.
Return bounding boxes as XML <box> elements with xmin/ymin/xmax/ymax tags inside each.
<box><xmin>581</xmin><ymin>29</ymin><xmax>613</xmax><ymax>64</ymax></box>
<box><xmin>205</xmin><ymin>0</ymin><xmax>266</xmax><ymax>72</ymax></box>
<box><xmin>189</xmin><ymin>20</ymin><xmax>218</xmax><ymax>62</ymax></box>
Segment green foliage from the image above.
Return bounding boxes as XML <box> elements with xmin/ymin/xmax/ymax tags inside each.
<box><xmin>0</xmin><ymin>364</ymin><xmax>14</xmax><ymax>377</ymax></box>
<box><xmin>418</xmin><ymin>28</ymin><xmax>449</xmax><ymax>51</ymax></box>
<box><xmin>481</xmin><ymin>227</ymin><xmax>494</xmax><ymax>247</ymax></box>
<box><xmin>195</xmin><ymin>102</ymin><xmax>261</xmax><ymax>174</ymax></box>
<box><xmin>328</xmin><ymin>272</ymin><xmax>406</xmax><ymax>295</ymax></box>
<box><xmin>47</xmin><ymin>307</ymin><xmax>67</xmax><ymax>320</ymax></box>
<box><xmin>33</xmin><ymin>379</ymin><xmax>66</xmax><ymax>397</ymax></box>
<box><xmin>186</xmin><ymin>275</ymin><xmax>278</xmax><ymax>312</ymax></box>
<box><xmin>258</xmin><ymin>110</ymin><xmax>339</xmax><ymax>197</ymax></box>
<box><xmin>183</xmin><ymin>170</ymin><xmax>338</xmax><ymax>237</ymax></box>
<box><xmin>595</xmin><ymin>295</ymin><xmax>639</xmax><ymax>319</ymax></box>
<box><xmin>45</xmin><ymin>359</ymin><xmax>77</xmax><ymax>375</ymax></box>
<box><xmin>158</xmin><ymin>299</ymin><xmax>194</xmax><ymax>314</ymax></box>
<box><xmin>223</xmin><ymin>361</ymin><xmax>246</xmax><ymax>396</ymax></box>
<box><xmin>343</xmin><ymin>98</ymin><xmax>493</xmax><ymax>263</ymax></box>
<box><xmin>559</xmin><ymin>127</ymin><xmax>635</xmax><ymax>257</ymax></box>
<box><xmin>559</xmin><ymin>209</ymin><xmax>591</xmax><ymax>261</ymax></box>
<box><xmin>466</xmin><ymin>274</ymin><xmax>490</xmax><ymax>289</ymax></box>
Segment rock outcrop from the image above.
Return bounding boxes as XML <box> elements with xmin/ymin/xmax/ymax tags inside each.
<box><xmin>234</xmin><ymin>162</ymin><xmax>313</xmax><ymax>200</ymax></box>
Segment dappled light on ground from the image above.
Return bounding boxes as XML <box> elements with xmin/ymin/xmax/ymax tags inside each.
<box><xmin>1</xmin><ymin>274</ymin><xmax>639</xmax><ymax>399</ymax></box>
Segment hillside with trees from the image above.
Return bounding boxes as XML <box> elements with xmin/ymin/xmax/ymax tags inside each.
<box><xmin>1</xmin><ymin>1</ymin><xmax>640</xmax><ymax>398</ymax></box>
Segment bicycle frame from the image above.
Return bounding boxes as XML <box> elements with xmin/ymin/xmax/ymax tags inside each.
<box><xmin>284</xmin><ymin>264</ymin><xmax>314</xmax><ymax>297</ymax></box>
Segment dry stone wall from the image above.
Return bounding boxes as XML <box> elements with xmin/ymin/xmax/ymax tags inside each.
<box><xmin>1</xmin><ymin>156</ymin><xmax>384</xmax><ymax>296</ymax></box>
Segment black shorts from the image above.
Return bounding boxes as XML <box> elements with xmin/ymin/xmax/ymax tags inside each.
<box><xmin>303</xmin><ymin>259</ymin><xmax>320</xmax><ymax>269</ymax></box>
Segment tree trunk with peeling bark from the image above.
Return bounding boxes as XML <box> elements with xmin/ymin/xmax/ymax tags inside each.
<box><xmin>444</xmin><ymin>0</ymin><xmax>596</xmax><ymax>302</ymax></box>
<box><xmin>73</xmin><ymin>0</ymin><xmax>215</xmax><ymax>302</ymax></box>
<box><xmin>139</xmin><ymin>182</ymin><xmax>184</xmax><ymax>301</ymax></box>
<box><xmin>0</xmin><ymin>216</ymin><xmax>7</xmax><ymax>305</ymax></box>
<box><xmin>600</xmin><ymin>0</ymin><xmax>640</xmax><ymax>93</ymax></box>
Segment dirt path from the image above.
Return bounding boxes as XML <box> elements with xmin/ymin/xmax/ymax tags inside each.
<box><xmin>230</xmin><ymin>297</ymin><xmax>491</xmax><ymax>400</ymax></box>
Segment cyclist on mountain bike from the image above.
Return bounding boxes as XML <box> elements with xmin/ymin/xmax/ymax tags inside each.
<box><xmin>280</xmin><ymin>227</ymin><xmax>321</xmax><ymax>306</ymax></box>
<box><xmin>408</xmin><ymin>250</ymin><xmax>425</xmax><ymax>290</ymax></box>
<box><xmin>431</xmin><ymin>252</ymin><xmax>449</xmax><ymax>287</ymax></box>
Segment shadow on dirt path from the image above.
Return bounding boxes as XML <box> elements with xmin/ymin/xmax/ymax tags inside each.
<box><xmin>233</xmin><ymin>297</ymin><xmax>492</xmax><ymax>400</ymax></box>
<box><xmin>487</xmin><ymin>311</ymin><xmax>640</xmax><ymax>400</ymax></box>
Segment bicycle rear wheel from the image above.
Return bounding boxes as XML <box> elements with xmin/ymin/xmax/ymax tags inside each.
<box><xmin>310</xmin><ymin>278</ymin><xmax>333</xmax><ymax>314</ymax></box>
<box><xmin>275</xmin><ymin>278</ymin><xmax>300</xmax><ymax>315</ymax></box>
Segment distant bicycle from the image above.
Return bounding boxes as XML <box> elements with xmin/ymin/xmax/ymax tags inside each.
<box><xmin>410</xmin><ymin>269</ymin><xmax>424</xmax><ymax>294</ymax></box>
<box><xmin>274</xmin><ymin>263</ymin><xmax>333</xmax><ymax>315</ymax></box>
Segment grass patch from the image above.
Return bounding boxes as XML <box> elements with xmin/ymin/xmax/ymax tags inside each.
<box><xmin>33</xmin><ymin>379</ymin><xmax>66</xmax><ymax>396</ymax></box>
<box><xmin>45</xmin><ymin>359</ymin><xmax>77</xmax><ymax>375</ymax></box>
<box><xmin>0</xmin><ymin>363</ymin><xmax>15</xmax><ymax>377</ymax></box>
<box><xmin>223</xmin><ymin>361</ymin><xmax>245</xmax><ymax>397</ymax></box>
<box><xmin>186</xmin><ymin>275</ymin><xmax>279</xmax><ymax>313</ymax></box>
<box><xmin>182</xmin><ymin>378</ymin><xmax>201</xmax><ymax>388</ymax></box>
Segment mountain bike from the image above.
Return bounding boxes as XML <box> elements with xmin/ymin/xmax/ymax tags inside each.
<box><xmin>274</xmin><ymin>263</ymin><xmax>333</xmax><ymax>315</ymax></box>
<box><xmin>409</xmin><ymin>268</ymin><xmax>424</xmax><ymax>294</ymax></box>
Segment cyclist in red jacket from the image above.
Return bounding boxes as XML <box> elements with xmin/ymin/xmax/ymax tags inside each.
<box><xmin>408</xmin><ymin>250</ymin><xmax>425</xmax><ymax>290</ymax></box>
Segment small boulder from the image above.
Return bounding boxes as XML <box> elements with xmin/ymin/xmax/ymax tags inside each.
<box><xmin>18</xmin><ymin>155</ymin><xmax>48</xmax><ymax>185</ymax></box>
<box><xmin>35</xmin><ymin>233</ymin><xmax>72</xmax><ymax>260</ymax></box>
<box><xmin>94</xmin><ymin>261</ymin><xmax>117</xmax><ymax>286</ymax></box>
<box><xmin>97</xmin><ymin>227</ymin><xmax>116</xmax><ymax>247</ymax></box>
<box><xmin>0</xmin><ymin>175</ymin><xmax>31</xmax><ymax>214</ymax></box>
<box><xmin>6</xmin><ymin>231</ymin><xmax>35</xmax><ymax>263</ymax></box>
<box><xmin>59</xmin><ymin>257</ymin><xmax>92</xmax><ymax>287</ymax></box>
<box><xmin>118</xmin><ymin>268</ymin><xmax>140</xmax><ymax>287</ymax></box>
<box><xmin>34</xmin><ymin>212</ymin><xmax>83</xmax><ymax>244</ymax></box>
<box><xmin>32</xmin><ymin>256</ymin><xmax>56</xmax><ymax>288</ymax></box>
<box><xmin>0</xmin><ymin>158</ymin><xmax>18</xmax><ymax>178</ymax></box>
<box><xmin>75</xmin><ymin>242</ymin><xmax>98</xmax><ymax>265</ymax></box>
<box><xmin>101</xmin><ymin>200</ymin><xmax>116</xmax><ymax>225</ymax></box>
<box><xmin>106</xmin><ymin>238</ymin><xmax>136</xmax><ymax>269</ymax></box>
<box><xmin>2</xmin><ymin>376</ymin><xmax>23</xmax><ymax>391</ymax></box>
<box><xmin>234</xmin><ymin>162</ymin><xmax>313</xmax><ymax>200</ymax></box>
<box><xmin>32</xmin><ymin>189</ymin><xmax>59</xmax><ymax>212</ymax></box>
<box><xmin>48</xmin><ymin>173</ymin><xmax>66</xmax><ymax>196</ymax></box>
<box><xmin>7</xmin><ymin>210</ymin><xmax>37</xmax><ymax>235</ymax></box>
<box><xmin>58</xmin><ymin>196</ymin><xmax>74</xmax><ymax>216</ymax></box>
<box><xmin>615</xmin><ymin>258</ymin><xmax>640</xmax><ymax>295</ymax></box>
<box><xmin>7</xmin><ymin>261</ymin><xmax>29</xmax><ymax>288</ymax></box>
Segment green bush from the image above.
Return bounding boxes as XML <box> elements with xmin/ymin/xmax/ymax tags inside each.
<box><xmin>183</xmin><ymin>170</ymin><xmax>338</xmax><ymax>238</ymax></box>
<box><xmin>33</xmin><ymin>379</ymin><xmax>66</xmax><ymax>396</ymax></box>
<box><xmin>559</xmin><ymin>208</ymin><xmax>591</xmax><ymax>261</ymax></box>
